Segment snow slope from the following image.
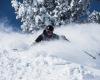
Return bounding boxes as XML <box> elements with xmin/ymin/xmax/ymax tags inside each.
<box><xmin>0</xmin><ymin>23</ymin><xmax>100</xmax><ymax>80</ymax></box>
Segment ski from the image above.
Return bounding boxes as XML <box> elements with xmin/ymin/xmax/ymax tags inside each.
<box><xmin>12</xmin><ymin>48</ymin><xmax>23</xmax><ymax>52</ymax></box>
<box><xmin>12</xmin><ymin>45</ymin><xmax>32</xmax><ymax>52</ymax></box>
<box><xmin>83</xmin><ymin>51</ymin><xmax>96</xmax><ymax>60</ymax></box>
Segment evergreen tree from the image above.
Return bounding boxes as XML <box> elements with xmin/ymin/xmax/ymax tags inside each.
<box><xmin>88</xmin><ymin>10</ymin><xmax>100</xmax><ymax>23</ymax></box>
<box><xmin>11</xmin><ymin>0</ymin><xmax>91</xmax><ymax>33</ymax></box>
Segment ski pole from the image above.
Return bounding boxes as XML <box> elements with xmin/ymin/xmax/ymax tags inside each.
<box><xmin>83</xmin><ymin>51</ymin><xmax>96</xmax><ymax>60</ymax></box>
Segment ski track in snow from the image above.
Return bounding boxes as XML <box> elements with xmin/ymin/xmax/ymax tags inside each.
<box><xmin>0</xmin><ymin>23</ymin><xmax>100</xmax><ymax>80</ymax></box>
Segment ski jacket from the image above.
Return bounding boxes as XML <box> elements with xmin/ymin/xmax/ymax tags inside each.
<box><xmin>35</xmin><ymin>33</ymin><xmax>59</xmax><ymax>43</ymax></box>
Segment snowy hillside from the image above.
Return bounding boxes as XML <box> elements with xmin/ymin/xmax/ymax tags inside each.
<box><xmin>0</xmin><ymin>23</ymin><xmax>100</xmax><ymax>80</ymax></box>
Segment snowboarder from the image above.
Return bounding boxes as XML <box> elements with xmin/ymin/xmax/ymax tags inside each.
<box><xmin>34</xmin><ymin>25</ymin><xmax>69</xmax><ymax>43</ymax></box>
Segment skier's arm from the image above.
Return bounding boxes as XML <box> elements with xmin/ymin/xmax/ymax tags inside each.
<box><xmin>35</xmin><ymin>35</ymin><xmax>43</xmax><ymax>43</ymax></box>
<box><xmin>60</xmin><ymin>35</ymin><xmax>70</xmax><ymax>42</ymax></box>
<box><xmin>31</xmin><ymin>35</ymin><xmax>43</xmax><ymax>46</ymax></box>
<box><xmin>53</xmin><ymin>34</ymin><xmax>60</xmax><ymax>39</ymax></box>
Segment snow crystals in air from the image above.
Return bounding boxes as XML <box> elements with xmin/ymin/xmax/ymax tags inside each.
<box><xmin>0</xmin><ymin>23</ymin><xmax>100</xmax><ymax>80</ymax></box>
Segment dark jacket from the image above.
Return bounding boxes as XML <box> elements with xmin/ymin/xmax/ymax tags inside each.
<box><xmin>35</xmin><ymin>30</ymin><xmax>59</xmax><ymax>43</ymax></box>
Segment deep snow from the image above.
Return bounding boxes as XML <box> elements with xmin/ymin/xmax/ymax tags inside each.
<box><xmin>0</xmin><ymin>23</ymin><xmax>100</xmax><ymax>80</ymax></box>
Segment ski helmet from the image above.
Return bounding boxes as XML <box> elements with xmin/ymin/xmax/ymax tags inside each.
<box><xmin>45</xmin><ymin>25</ymin><xmax>54</xmax><ymax>31</ymax></box>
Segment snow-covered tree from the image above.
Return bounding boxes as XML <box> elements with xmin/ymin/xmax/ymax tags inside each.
<box><xmin>11</xmin><ymin>0</ymin><xmax>91</xmax><ymax>33</ymax></box>
<box><xmin>88</xmin><ymin>10</ymin><xmax>100</xmax><ymax>23</ymax></box>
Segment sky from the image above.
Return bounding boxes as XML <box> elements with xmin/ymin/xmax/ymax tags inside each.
<box><xmin>0</xmin><ymin>0</ymin><xmax>100</xmax><ymax>31</ymax></box>
<box><xmin>90</xmin><ymin>0</ymin><xmax>100</xmax><ymax>12</ymax></box>
<box><xmin>0</xmin><ymin>0</ymin><xmax>22</xmax><ymax>31</ymax></box>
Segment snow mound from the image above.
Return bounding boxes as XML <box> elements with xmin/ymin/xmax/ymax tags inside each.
<box><xmin>0</xmin><ymin>49</ymin><xmax>100</xmax><ymax>80</ymax></box>
<box><xmin>0</xmin><ymin>23</ymin><xmax>100</xmax><ymax>80</ymax></box>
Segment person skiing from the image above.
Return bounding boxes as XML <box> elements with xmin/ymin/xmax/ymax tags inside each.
<box><xmin>34</xmin><ymin>25</ymin><xmax>69</xmax><ymax>44</ymax></box>
<box><xmin>35</xmin><ymin>25</ymin><xmax>59</xmax><ymax>43</ymax></box>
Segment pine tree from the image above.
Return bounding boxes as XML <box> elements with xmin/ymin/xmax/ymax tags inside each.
<box><xmin>88</xmin><ymin>10</ymin><xmax>100</xmax><ymax>23</ymax></box>
<box><xmin>11</xmin><ymin>0</ymin><xmax>91</xmax><ymax>33</ymax></box>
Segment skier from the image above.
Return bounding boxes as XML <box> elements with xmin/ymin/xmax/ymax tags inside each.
<box><xmin>35</xmin><ymin>25</ymin><xmax>59</xmax><ymax>43</ymax></box>
<box><xmin>34</xmin><ymin>25</ymin><xmax>69</xmax><ymax>43</ymax></box>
